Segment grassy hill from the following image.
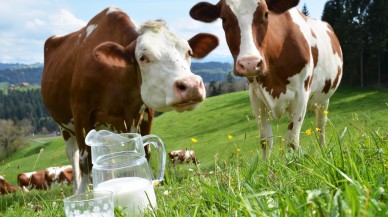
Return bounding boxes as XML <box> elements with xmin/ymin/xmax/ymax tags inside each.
<box><xmin>0</xmin><ymin>87</ymin><xmax>387</xmax><ymax>216</ymax></box>
<box><xmin>152</xmin><ymin>87</ymin><xmax>388</xmax><ymax>168</ymax></box>
<box><xmin>2</xmin><ymin>87</ymin><xmax>387</xmax><ymax>183</ymax></box>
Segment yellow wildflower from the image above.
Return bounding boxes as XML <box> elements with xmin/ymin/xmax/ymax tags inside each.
<box><xmin>305</xmin><ymin>129</ymin><xmax>312</xmax><ymax>136</ymax></box>
<box><xmin>191</xmin><ymin>138</ymin><xmax>198</xmax><ymax>143</ymax></box>
<box><xmin>315</xmin><ymin>128</ymin><xmax>321</xmax><ymax>132</ymax></box>
<box><xmin>324</xmin><ymin>110</ymin><xmax>329</xmax><ymax>115</ymax></box>
<box><xmin>227</xmin><ymin>135</ymin><xmax>233</xmax><ymax>140</ymax></box>
<box><xmin>236</xmin><ymin>148</ymin><xmax>241</xmax><ymax>153</ymax></box>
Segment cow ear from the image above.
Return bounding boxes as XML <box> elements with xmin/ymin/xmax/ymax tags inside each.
<box><xmin>266</xmin><ymin>0</ymin><xmax>300</xmax><ymax>14</ymax></box>
<box><xmin>190</xmin><ymin>2</ymin><xmax>221</xmax><ymax>23</ymax></box>
<box><xmin>188</xmin><ymin>33</ymin><xmax>219</xmax><ymax>59</ymax></box>
<box><xmin>93</xmin><ymin>42</ymin><xmax>132</xmax><ymax>68</ymax></box>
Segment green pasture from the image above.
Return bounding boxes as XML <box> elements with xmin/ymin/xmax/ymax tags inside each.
<box><xmin>0</xmin><ymin>87</ymin><xmax>387</xmax><ymax>216</ymax></box>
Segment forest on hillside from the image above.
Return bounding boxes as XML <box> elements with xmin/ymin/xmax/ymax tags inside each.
<box><xmin>320</xmin><ymin>0</ymin><xmax>388</xmax><ymax>87</ymax></box>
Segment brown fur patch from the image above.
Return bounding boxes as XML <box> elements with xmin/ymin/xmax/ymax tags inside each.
<box><xmin>331</xmin><ymin>66</ymin><xmax>342</xmax><ymax>90</ymax></box>
<box><xmin>311</xmin><ymin>45</ymin><xmax>319</xmax><ymax>68</ymax></box>
<box><xmin>322</xmin><ymin>79</ymin><xmax>331</xmax><ymax>94</ymax></box>
<box><xmin>288</xmin><ymin>122</ymin><xmax>294</xmax><ymax>130</ymax></box>
<box><xmin>304</xmin><ymin>76</ymin><xmax>311</xmax><ymax>91</ymax></box>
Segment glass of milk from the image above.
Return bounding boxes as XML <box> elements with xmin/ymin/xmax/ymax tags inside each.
<box><xmin>63</xmin><ymin>190</ymin><xmax>114</xmax><ymax>217</ymax></box>
<box><xmin>93</xmin><ymin>152</ymin><xmax>157</xmax><ymax>216</ymax></box>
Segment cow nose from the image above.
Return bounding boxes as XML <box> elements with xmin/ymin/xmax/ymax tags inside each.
<box><xmin>236</xmin><ymin>56</ymin><xmax>263</xmax><ymax>76</ymax></box>
<box><xmin>174</xmin><ymin>76</ymin><xmax>205</xmax><ymax>99</ymax></box>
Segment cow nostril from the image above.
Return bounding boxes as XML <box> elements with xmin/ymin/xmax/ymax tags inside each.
<box><xmin>238</xmin><ymin>61</ymin><xmax>245</xmax><ymax>70</ymax></box>
<box><xmin>257</xmin><ymin>60</ymin><xmax>263</xmax><ymax>68</ymax></box>
<box><xmin>176</xmin><ymin>82</ymin><xmax>187</xmax><ymax>92</ymax></box>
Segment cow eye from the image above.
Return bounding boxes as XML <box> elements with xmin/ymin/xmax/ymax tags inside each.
<box><xmin>139</xmin><ymin>54</ymin><xmax>149</xmax><ymax>63</ymax></box>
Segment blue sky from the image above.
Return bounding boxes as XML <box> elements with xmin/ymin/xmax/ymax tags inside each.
<box><xmin>0</xmin><ymin>0</ymin><xmax>327</xmax><ymax>64</ymax></box>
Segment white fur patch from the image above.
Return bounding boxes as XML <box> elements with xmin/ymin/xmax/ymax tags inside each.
<box><xmin>85</xmin><ymin>24</ymin><xmax>97</xmax><ymax>38</ymax></box>
<box><xmin>106</xmin><ymin>6</ymin><xmax>121</xmax><ymax>15</ymax></box>
<box><xmin>226</xmin><ymin>0</ymin><xmax>263</xmax><ymax>60</ymax></box>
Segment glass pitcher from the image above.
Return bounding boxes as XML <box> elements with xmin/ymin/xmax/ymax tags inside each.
<box><xmin>85</xmin><ymin>129</ymin><xmax>166</xmax><ymax>215</ymax></box>
<box><xmin>85</xmin><ymin>129</ymin><xmax>166</xmax><ymax>182</ymax></box>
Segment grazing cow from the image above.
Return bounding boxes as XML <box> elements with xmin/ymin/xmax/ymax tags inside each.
<box><xmin>46</xmin><ymin>165</ymin><xmax>73</xmax><ymax>184</ymax></box>
<box><xmin>41</xmin><ymin>7</ymin><xmax>218</xmax><ymax>194</ymax></box>
<box><xmin>168</xmin><ymin>149</ymin><xmax>198</xmax><ymax>165</ymax></box>
<box><xmin>190</xmin><ymin>0</ymin><xmax>343</xmax><ymax>158</ymax></box>
<box><xmin>0</xmin><ymin>175</ymin><xmax>19</xmax><ymax>194</ymax></box>
<box><xmin>17</xmin><ymin>171</ymin><xmax>35</xmax><ymax>189</ymax></box>
<box><xmin>58</xmin><ymin>167</ymin><xmax>73</xmax><ymax>185</ymax></box>
<box><xmin>30</xmin><ymin>170</ymin><xmax>51</xmax><ymax>190</ymax></box>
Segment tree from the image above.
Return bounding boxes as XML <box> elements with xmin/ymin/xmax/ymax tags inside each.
<box><xmin>226</xmin><ymin>71</ymin><xmax>235</xmax><ymax>91</ymax></box>
<box><xmin>322</xmin><ymin>0</ymin><xmax>378</xmax><ymax>87</ymax></box>
<box><xmin>0</xmin><ymin>119</ymin><xmax>31</xmax><ymax>160</ymax></box>
<box><xmin>207</xmin><ymin>81</ymin><xmax>220</xmax><ymax>97</ymax></box>
<box><xmin>302</xmin><ymin>3</ymin><xmax>310</xmax><ymax>17</ymax></box>
<box><xmin>365</xmin><ymin>0</ymin><xmax>388</xmax><ymax>87</ymax></box>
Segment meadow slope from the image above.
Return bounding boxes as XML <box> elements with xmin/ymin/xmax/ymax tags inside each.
<box><xmin>0</xmin><ymin>87</ymin><xmax>387</xmax><ymax>216</ymax></box>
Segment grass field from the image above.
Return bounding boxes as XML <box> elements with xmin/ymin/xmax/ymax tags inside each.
<box><xmin>0</xmin><ymin>87</ymin><xmax>387</xmax><ymax>216</ymax></box>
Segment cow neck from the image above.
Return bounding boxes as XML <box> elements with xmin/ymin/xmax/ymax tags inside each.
<box><xmin>255</xmin><ymin>10</ymin><xmax>309</xmax><ymax>99</ymax></box>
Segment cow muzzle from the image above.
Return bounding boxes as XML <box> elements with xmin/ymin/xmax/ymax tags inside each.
<box><xmin>235</xmin><ymin>56</ymin><xmax>264</xmax><ymax>77</ymax></box>
<box><xmin>172</xmin><ymin>75</ymin><xmax>206</xmax><ymax>112</ymax></box>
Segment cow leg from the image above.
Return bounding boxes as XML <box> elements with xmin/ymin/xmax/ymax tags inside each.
<box><xmin>250</xmin><ymin>91</ymin><xmax>273</xmax><ymax>160</ymax></box>
<box><xmin>64</xmin><ymin>132</ymin><xmax>82</xmax><ymax>194</ymax></box>
<box><xmin>78</xmin><ymin>148</ymin><xmax>91</xmax><ymax>194</ymax></box>
<box><xmin>258</xmin><ymin>105</ymin><xmax>273</xmax><ymax>160</ymax></box>
<box><xmin>315</xmin><ymin>99</ymin><xmax>329</xmax><ymax>146</ymax></box>
<box><xmin>284</xmin><ymin>94</ymin><xmax>308</xmax><ymax>150</ymax></box>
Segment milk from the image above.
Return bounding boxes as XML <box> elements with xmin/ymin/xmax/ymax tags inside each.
<box><xmin>95</xmin><ymin>177</ymin><xmax>157</xmax><ymax>215</ymax></box>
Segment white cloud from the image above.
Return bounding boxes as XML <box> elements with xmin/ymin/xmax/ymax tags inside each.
<box><xmin>0</xmin><ymin>0</ymin><xmax>324</xmax><ymax>64</ymax></box>
<box><xmin>49</xmin><ymin>9</ymin><xmax>86</xmax><ymax>36</ymax></box>
<box><xmin>0</xmin><ymin>0</ymin><xmax>87</xmax><ymax>63</ymax></box>
<box><xmin>25</xmin><ymin>18</ymin><xmax>45</xmax><ymax>30</ymax></box>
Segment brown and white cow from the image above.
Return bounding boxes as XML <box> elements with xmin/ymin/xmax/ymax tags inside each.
<box><xmin>41</xmin><ymin>7</ymin><xmax>218</xmax><ymax>194</ymax></box>
<box><xmin>58</xmin><ymin>167</ymin><xmax>73</xmax><ymax>185</ymax></box>
<box><xmin>0</xmin><ymin>175</ymin><xmax>19</xmax><ymax>194</ymax></box>
<box><xmin>190</xmin><ymin>0</ymin><xmax>343</xmax><ymax>158</ymax></box>
<box><xmin>17</xmin><ymin>171</ymin><xmax>35</xmax><ymax>189</ymax></box>
<box><xmin>168</xmin><ymin>149</ymin><xmax>198</xmax><ymax>165</ymax></box>
<box><xmin>30</xmin><ymin>170</ymin><xmax>51</xmax><ymax>190</ymax></box>
<box><xmin>46</xmin><ymin>165</ymin><xmax>73</xmax><ymax>185</ymax></box>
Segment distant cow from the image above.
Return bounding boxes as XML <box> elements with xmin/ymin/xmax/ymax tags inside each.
<box><xmin>58</xmin><ymin>167</ymin><xmax>73</xmax><ymax>185</ymax></box>
<box><xmin>17</xmin><ymin>171</ymin><xmax>34</xmax><ymax>189</ymax></box>
<box><xmin>190</xmin><ymin>0</ymin><xmax>343</xmax><ymax>158</ymax></box>
<box><xmin>168</xmin><ymin>149</ymin><xmax>198</xmax><ymax>165</ymax></box>
<box><xmin>46</xmin><ymin>165</ymin><xmax>72</xmax><ymax>184</ymax></box>
<box><xmin>0</xmin><ymin>175</ymin><xmax>19</xmax><ymax>194</ymax></box>
<box><xmin>30</xmin><ymin>170</ymin><xmax>51</xmax><ymax>190</ymax></box>
<box><xmin>41</xmin><ymin>7</ymin><xmax>218</xmax><ymax>194</ymax></box>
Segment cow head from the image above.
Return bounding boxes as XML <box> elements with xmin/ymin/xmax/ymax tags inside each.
<box><xmin>190</xmin><ymin>0</ymin><xmax>299</xmax><ymax>77</ymax></box>
<box><xmin>93</xmin><ymin>20</ymin><xmax>219</xmax><ymax>112</ymax></box>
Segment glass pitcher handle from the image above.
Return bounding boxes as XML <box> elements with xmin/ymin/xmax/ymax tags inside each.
<box><xmin>141</xmin><ymin>134</ymin><xmax>166</xmax><ymax>182</ymax></box>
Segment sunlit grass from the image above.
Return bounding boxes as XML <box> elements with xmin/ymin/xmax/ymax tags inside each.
<box><xmin>0</xmin><ymin>87</ymin><xmax>387</xmax><ymax>216</ymax></box>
